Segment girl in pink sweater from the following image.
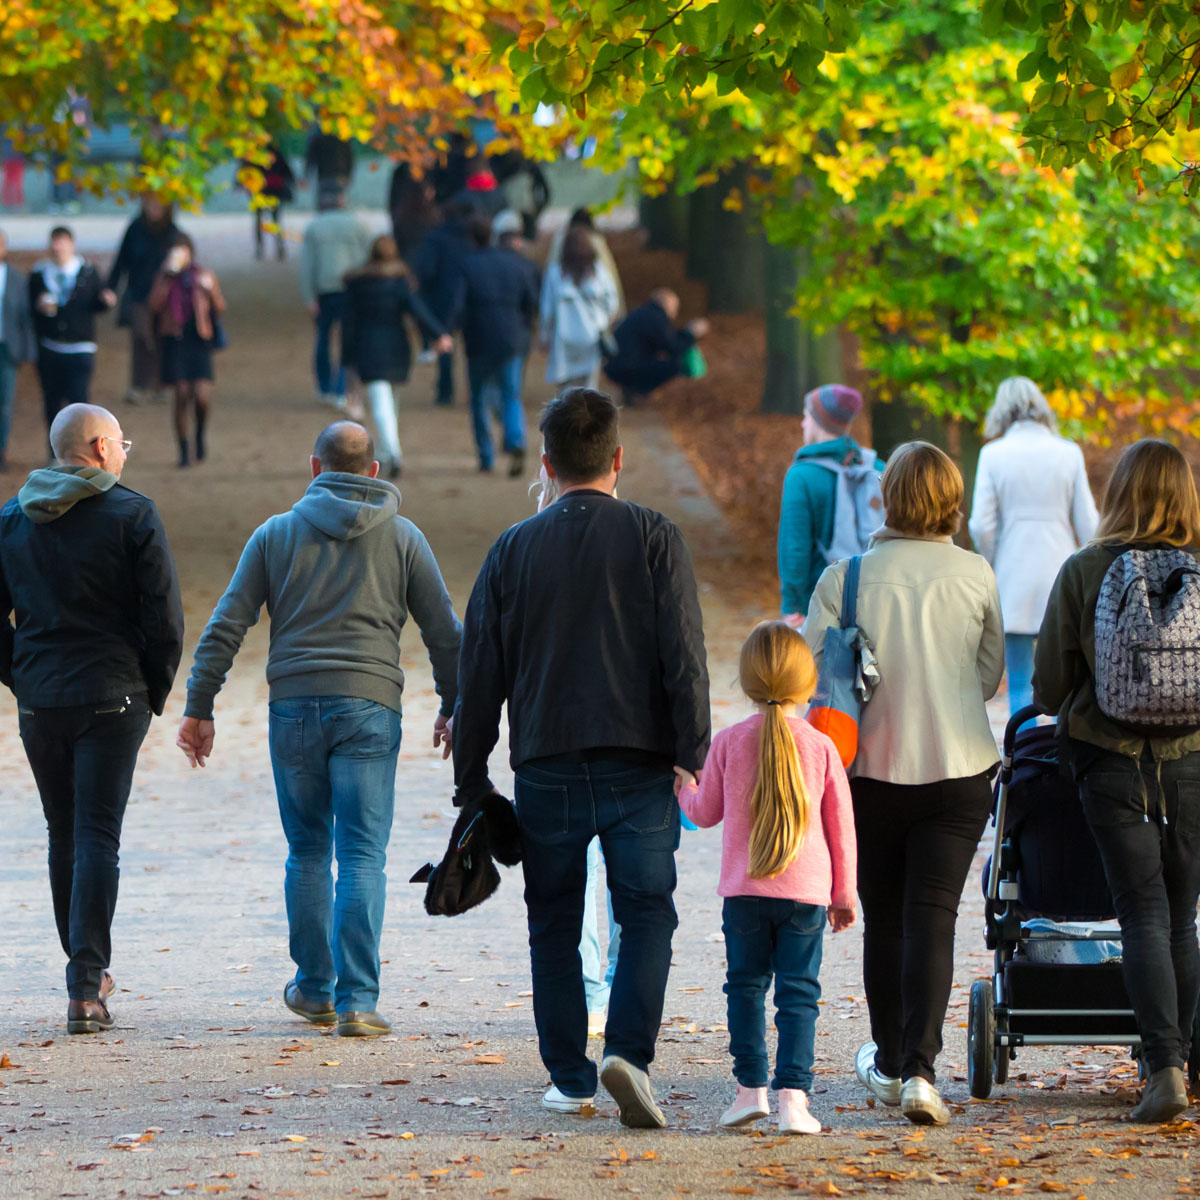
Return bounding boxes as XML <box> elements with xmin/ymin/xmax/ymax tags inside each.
<box><xmin>678</xmin><ymin>621</ymin><xmax>857</xmax><ymax>1135</ymax></box>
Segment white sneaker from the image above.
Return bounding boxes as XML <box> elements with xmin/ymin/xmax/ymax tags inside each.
<box><xmin>542</xmin><ymin>1085</ymin><xmax>595</xmax><ymax>1114</ymax></box>
<box><xmin>855</xmin><ymin>1042</ymin><xmax>902</xmax><ymax>1107</ymax></box>
<box><xmin>900</xmin><ymin>1077</ymin><xmax>950</xmax><ymax>1126</ymax></box>
<box><xmin>720</xmin><ymin>1084</ymin><xmax>769</xmax><ymax>1128</ymax></box>
<box><xmin>587</xmin><ymin>1011</ymin><xmax>606</xmax><ymax>1039</ymax></box>
<box><xmin>778</xmin><ymin>1088</ymin><xmax>822</xmax><ymax>1135</ymax></box>
<box><xmin>600</xmin><ymin>1054</ymin><xmax>666</xmax><ymax>1129</ymax></box>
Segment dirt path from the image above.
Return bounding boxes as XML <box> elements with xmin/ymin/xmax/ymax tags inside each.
<box><xmin>0</xmin><ymin>220</ymin><xmax>1194</xmax><ymax>1200</ymax></box>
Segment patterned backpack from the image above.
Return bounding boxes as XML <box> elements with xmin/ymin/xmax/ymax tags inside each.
<box><xmin>1093</xmin><ymin>548</ymin><xmax>1200</xmax><ymax>729</ymax></box>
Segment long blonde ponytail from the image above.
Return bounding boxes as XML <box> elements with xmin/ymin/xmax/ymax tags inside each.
<box><xmin>739</xmin><ymin>622</ymin><xmax>818</xmax><ymax>879</ymax></box>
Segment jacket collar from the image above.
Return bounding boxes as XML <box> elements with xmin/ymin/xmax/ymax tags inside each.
<box><xmin>870</xmin><ymin>526</ymin><xmax>955</xmax><ymax>548</ymax></box>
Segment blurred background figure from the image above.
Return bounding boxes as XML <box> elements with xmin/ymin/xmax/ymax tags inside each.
<box><xmin>254</xmin><ymin>143</ymin><xmax>295</xmax><ymax>262</ymax></box>
<box><xmin>1</xmin><ymin>134</ymin><xmax>25</xmax><ymax>209</ymax></box>
<box><xmin>106</xmin><ymin>193</ymin><xmax>179</xmax><ymax>406</ymax></box>
<box><xmin>969</xmin><ymin>375</ymin><xmax>1099</xmax><ymax>716</ymax></box>
<box><xmin>387</xmin><ymin>160</ymin><xmax>439</xmax><ymax>263</ymax></box>
<box><xmin>0</xmin><ymin>228</ymin><xmax>36</xmax><ymax>472</ymax></box>
<box><xmin>304</xmin><ymin>129</ymin><xmax>354</xmax><ymax>191</ymax></box>
<box><xmin>603</xmin><ymin>287</ymin><xmax>707</xmax><ymax>405</ymax></box>
<box><xmin>413</xmin><ymin>198</ymin><xmax>474</xmax><ymax>407</ymax></box>
<box><xmin>548</xmin><ymin>207</ymin><xmax>624</xmax><ymax>317</ymax></box>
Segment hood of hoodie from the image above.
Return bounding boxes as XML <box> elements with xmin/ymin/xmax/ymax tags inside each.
<box><xmin>18</xmin><ymin>465</ymin><xmax>118</xmax><ymax>523</ymax></box>
<box><xmin>792</xmin><ymin>435</ymin><xmax>863</xmax><ymax>466</ymax></box>
<box><xmin>291</xmin><ymin>472</ymin><xmax>400</xmax><ymax>540</ymax></box>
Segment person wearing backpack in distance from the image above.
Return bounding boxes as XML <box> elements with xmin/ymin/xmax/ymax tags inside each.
<box><xmin>804</xmin><ymin>442</ymin><xmax>1004</xmax><ymax>1125</ymax></box>
<box><xmin>1034</xmin><ymin>439</ymin><xmax>1200</xmax><ymax>1124</ymax></box>
<box><xmin>778</xmin><ymin>385</ymin><xmax>886</xmax><ymax>628</ymax></box>
<box><xmin>677</xmin><ymin>621</ymin><xmax>856</xmax><ymax>1135</ymax></box>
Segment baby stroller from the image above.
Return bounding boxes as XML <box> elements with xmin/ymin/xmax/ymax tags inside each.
<box><xmin>968</xmin><ymin>706</ymin><xmax>1138</xmax><ymax>1098</ymax></box>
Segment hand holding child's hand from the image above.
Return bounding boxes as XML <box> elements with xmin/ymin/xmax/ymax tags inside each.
<box><xmin>672</xmin><ymin>766</ymin><xmax>698</xmax><ymax>798</ymax></box>
<box><xmin>828</xmin><ymin>906</ymin><xmax>856</xmax><ymax>933</ymax></box>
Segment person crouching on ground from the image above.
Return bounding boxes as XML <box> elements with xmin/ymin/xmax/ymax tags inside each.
<box><xmin>177</xmin><ymin>422</ymin><xmax>462</xmax><ymax>1038</ymax></box>
<box><xmin>149</xmin><ymin>233</ymin><xmax>225</xmax><ymax>468</ymax></box>
<box><xmin>678</xmin><ymin>621</ymin><xmax>856</xmax><ymax>1135</ymax></box>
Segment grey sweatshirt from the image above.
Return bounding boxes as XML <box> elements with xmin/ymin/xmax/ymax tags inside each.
<box><xmin>185</xmin><ymin>473</ymin><xmax>461</xmax><ymax>720</ymax></box>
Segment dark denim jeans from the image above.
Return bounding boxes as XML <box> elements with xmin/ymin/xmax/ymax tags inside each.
<box><xmin>723</xmin><ymin>896</ymin><xmax>826</xmax><ymax>1091</ymax></box>
<box><xmin>435</xmin><ymin>348</ymin><xmax>454</xmax><ymax>406</ymax></box>
<box><xmin>314</xmin><ymin>291</ymin><xmax>346</xmax><ymax>397</ymax></box>
<box><xmin>268</xmin><ymin>697</ymin><xmax>402</xmax><ymax>1013</ymax></box>
<box><xmin>1075</xmin><ymin>747</ymin><xmax>1200</xmax><ymax>1073</ymax></box>
<box><xmin>37</xmin><ymin>348</ymin><xmax>94</xmax><ymax>434</ymax></box>
<box><xmin>18</xmin><ymin>696</ymin><xmax>151</xmax><ymax>1000</ymax></box>
<box><xmin>513</xmin><ymin>759</ymin><xmax>680</xmax><ymax>1099</ymax></box>
<box><xmin>0</xmin><ymin>341</ymin><xmax>17</xmax><ymax>454</ymax></box>
<box><xmin>466</xmin><ymin>354</ymin><xmax>526</xmax><ymax>469</ymax></box>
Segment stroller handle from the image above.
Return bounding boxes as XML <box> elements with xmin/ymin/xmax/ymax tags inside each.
<box><xmin>1003</xmin><ymin>704</ymin><xmax>1045</xmax><ymax>757</ymax></box>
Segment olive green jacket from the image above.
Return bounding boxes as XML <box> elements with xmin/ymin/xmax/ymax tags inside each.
<box><xmin>1032</xmin><ymin>541</ymin><xmax>1200</xmax><ymax>761</ymax></box>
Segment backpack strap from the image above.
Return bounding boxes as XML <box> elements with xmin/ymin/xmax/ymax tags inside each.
<box><xmin>841</xmin><ymin>555</ymin><xmax>862</xmax><ymax>630</ymax></box>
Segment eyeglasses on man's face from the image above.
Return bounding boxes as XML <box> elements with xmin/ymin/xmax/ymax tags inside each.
<box><xmin>90</xmin><ymin>436</ymin><xmax>133</xmax><ymax>453</ymax></box>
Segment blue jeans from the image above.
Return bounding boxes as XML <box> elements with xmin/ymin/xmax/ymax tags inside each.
<box><xmin>0</xmin><ymin>342</ymin><xmax>16</xmax><ymax>454</ymax></box>
<box><xmin>314</xmin><ymin>291</ymin><xmax>346</xmax><ymax>398</ymax></box>
<box><xmin>514</xmin><ymin>759</ymin><xmax>680</xmax><ymax>1099</ymax></box>
<box><xmin>581</xmin><ymin>837</ymin><xmax>621</xmax><ymax>1013</ymax></box>
<box><xmin>723</xmin><ymin>896</ymin><xmax>826</xmax><ymax>1092</ymax></box>
<box><xmin>467</xmin><ymin>354</ymin><xmax>526</xmax><ymax>469</ymax></box>
<box><xmin>1005</xmin><ymin>633</ymin><xmax>1036</xmax><ymax>718</ymax></box>
<box><xmin>267</xmin><ymin>697</ymin><xmax>402</xmax><ymax>1012</ymax></box>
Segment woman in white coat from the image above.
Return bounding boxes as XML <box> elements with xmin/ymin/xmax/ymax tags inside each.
<box><xmin>539</xmin><ymin>226</ymin><xmax>619</xmax><ymax>393</ymax></box>
<box><xmin>968</xmin><ymin>377</ymin><xmax>1098</xmax><ymax>716</ymax></box>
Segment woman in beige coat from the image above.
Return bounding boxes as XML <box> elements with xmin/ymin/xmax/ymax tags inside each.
<box><xmin>804</xmin><ymin>442</ymin><xmax>1004</xmax><ymax>1126</ymax></box>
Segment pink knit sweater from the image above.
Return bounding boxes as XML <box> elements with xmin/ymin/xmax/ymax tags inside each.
<box><xmin>679</xmin><ymin>714</ymin><xmax>857</xmax><ymax>907</ymax></box>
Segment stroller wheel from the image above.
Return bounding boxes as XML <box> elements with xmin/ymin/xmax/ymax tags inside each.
<box><xmin>968</xmin><ymin>979</ymin><xmax>996</xmax><ymax>1100</ymax></box>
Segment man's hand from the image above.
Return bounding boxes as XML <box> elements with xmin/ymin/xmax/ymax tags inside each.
<box><xmin>177</xmin><ymin>717</ymin><xmax>215</xmax><ymax>768</ymax></box>
<box><xmin>687</xmin><ymin>317</ymin><xmax>710</xmax><ymax>338</ymax></box>
<box><xmin>673</xmin><ymin>765</ymin><xmax>699</xmax><ymax>798</ymax></box>
<box><xmin>433</xmin><ymin>334</ymin><xmax>453</xmax><ymax>355</ymax></box>
<box><xmin>782</xmin><ymin>612</ymin><xmax>804</xmax><ymax>630</ymax></box>
<box><xmin>99</xmin><ymin>288</ymin><xmax>117</xmax><ymax>308</ymax></box>
<box><xmin>433</xmin><ymin>713</ymin><xmax>453</xmax><ymax>760</ymax></box>
<box><xmin>828</xmin><ymin>906</ymin><xmax>857</xmax><ymax>933</ymax></box>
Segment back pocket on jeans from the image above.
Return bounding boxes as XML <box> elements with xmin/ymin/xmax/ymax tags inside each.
<box><xmin>268</xmin><ymin>713</ymin><xmax>305</xmax><ymax>764</ymax></box>
<box><xmin>611</xmin><ymin>777</ymin><xmax>676</xmax><ymax>834</ymax></box>
<box><xmin>514</xmin><ymin>777</ymin><xmax>570</xmax><ymax>838</ymax></box>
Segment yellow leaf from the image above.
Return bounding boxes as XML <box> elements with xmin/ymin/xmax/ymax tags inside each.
<box><xmin>1109</xmin><ymin>61</ymin><xmax>1141</xmax><ymax>90</ymax></box>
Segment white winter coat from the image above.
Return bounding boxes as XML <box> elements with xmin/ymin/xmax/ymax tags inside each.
<box><xmin>539</xmin><ymin>259</ymin><xmax>620</xmax><ymax>385</ymax></box>
<box><xmin>968</xmin><ymin>421</ymin><xmax>1098</xmax><ymax>635</ymax></box>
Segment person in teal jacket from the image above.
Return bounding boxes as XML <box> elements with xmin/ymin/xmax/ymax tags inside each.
<box><xmin>778</xmin><ymin>385</ymin><xmax>884</xmax><ymax>624</ymax></box>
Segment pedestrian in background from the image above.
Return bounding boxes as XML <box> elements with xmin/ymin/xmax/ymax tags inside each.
<box><xmin>254</xmin><ymin>144</ymin><xmax>295</xmax><ymax>262</ymax></box>
<box><xmin>0</xmin><ymin>227</ymin><xmax>37</xmax><ymax>472</ymax></box>
<box><xmin>29</xmin><ymin>226</ymin><xmax>116</xmax><ymax>436</ymax></box>
<box><xmin>343</xmin><ymin>234</ymin><xmax>452</xmax><ymax>479</ymax></box>
<box><xmin>149</xmin><ymin>233</ymin><xmax>225</xmax><ymax>468</ymax></box>
<box><xmin>299</xmin><ymin>182</ymin><xmax>371</xmax><ymax>412</ymax></box>
<box><xmin>413</xmin><ymin>199</ymin><xmax>474</xmax><ymax>406</ymax></box>
<box><xmin>540</xmin><ymin>225</ymin><xmax>619</xmax><ymax>393</ymax></box>
<box><xmin>387</xmin><ymin>160</ymin><xmax>439</xmax><ymax>263</ymax></box>
<box><xmin>179</xmin><ymin>422</ymin><xmax>461</xmax><ymax>1039</ymax></box>
<box><xmin>106</xmin><ymin>193</ymin><xmax>179</xmax><ymax>407</ymax></box>
<box><xmin>304</xmin><ymin>130</ymin><xmax>354</xmax><ymax>190</ymax></box>
<box><xmin>548</xmin><ymin>207</ymin><xmax>625</xmax><ymax>318</ymax></box>
<box><xmin>603</xmin><ymin>288</ymin><xmax>707</xmax><ymax>404</ymax></box>
<box><xmin>0</xmin><ymin>403</ymin><xmax>183</xmax><ymax>1035</ymax></box>
<box><xmin>451</xmin><ymin>213</ymin><xmax>539</xmax><ymax>476</ymax></box>
<box><xmin>969</xmin><ymin>376</ymin><xmax>1098</xmax><ymax>717</ymax></box>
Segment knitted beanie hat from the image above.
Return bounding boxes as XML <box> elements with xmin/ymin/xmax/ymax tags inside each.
<box><xmin>804</xmin><ymin>384</ymin><xmax>863</xmax><ymax>435</ymax></box>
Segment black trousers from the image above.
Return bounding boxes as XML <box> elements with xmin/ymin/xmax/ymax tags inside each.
<box><xmin>37</xmin><ymin>348</ymin><xmax>94</xmax><ymax>432</ymax></box>
<box><xmin>18</xmin><ymin>697</ymin><xmax>151</xmax><ymax>1000</ymax></box>
<box><xmin>1075</xmin><ymin>746</ymin><xmax>1200</xmax><ymax>1073</ymax></box>
<box><xmin>852</xmin><ymin>772</ymin><xmax>993</xmax><ymax>1083</ymax></box>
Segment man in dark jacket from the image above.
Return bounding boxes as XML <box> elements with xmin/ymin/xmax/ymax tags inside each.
<box><xmin>454</xmin><ymin>388</ymin><xmax>710</xmax><ymax>1128</ymax></box>
<box><xmin>305</xmin><ymin>130</ymin><xmax>354</xmax><ymax>188</ymax></box>
<box><xmin>105</xmin><ymin>195</ymin><xmax>179</xmax><ymax>405</ymax></box>
<box><xmin>0</xmin><ymin>227</ymin><xmax>36</xmax><ymax>471</ymax></box>
<box><xmin>0</xmin><ymin>403</ymin><xmax>183</xmax><ymax>1034</ymax></box>
<box><xmin>603</xmin><ymin>288</ymin><xmax>707</xmax><ymax>402</ymax></box>
<box><xmin>29</xmin><ymin>226</ymin><xmax>116</xmax><ymax>436</ymax></box>
<box><xmin>413</xmin><ymin>202</ymin><xmax>474</xmax><ymax>406</ymax></box>
<box><xmin>450</xmin><ymin>214</ymin><xmax>539</xmax><ymax>476</ymax></box>
<box><xmin>178</xmin><ymin>422</ymin><xmax>462</xmax><ymax>1039</ymax></box>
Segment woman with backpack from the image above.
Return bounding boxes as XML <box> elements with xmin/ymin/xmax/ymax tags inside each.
<box><xmin>804</xmin><ymin>442</ymin><xmax>1004</xmax><ymax>1126</ymax></box>
<box><xmin>969</xmin><ymin>377</ymin><xmax>1098</xmax><ymax>716</ymax></box>
<box><xmin>1034</xmin><ymin>438</ymin><xmax>1200</xmax><ymax>1124</ymax></box>
<box><xmin>538</xmin><ymin>226</ymin><xmax>619</xmax><ymax>393</ymax></box>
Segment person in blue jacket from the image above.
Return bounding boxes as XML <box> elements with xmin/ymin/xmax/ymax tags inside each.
<box><xmin>778</xmin><ymin>385</ymin><xmax>885</xmax><ymax>624</ymax></box>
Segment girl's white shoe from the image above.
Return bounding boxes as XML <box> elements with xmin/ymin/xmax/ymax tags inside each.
<box><xmin>778</xmin><ymin>1088</ymin><xmax>822</xmax><ymax>1134</ymax></box>
<box><xmin>720</xmin><ymin>1084</ymin><xmax>770</xmax><ymax>1128</ymax></box>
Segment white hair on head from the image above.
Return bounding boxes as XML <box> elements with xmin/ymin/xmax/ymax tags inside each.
<box><xmin>983</xmin><ymin>376</ymin><xmax>1059</xmax><ymax>440</ymax></box>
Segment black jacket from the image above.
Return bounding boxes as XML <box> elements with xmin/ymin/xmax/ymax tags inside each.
<box><xmin>342</xmin><ymin>270</ymin><xmax>445</xmax><ymax>384</ymax></box>
<box><xmin>453</xmin><ymin>489</ymin><xmax>711</xmax><ymax>802</ymax></box>
<box><xmin>451</xmin><ymin>245</ymin><xmax>539</xmax><ymax>361</ymax></box>
<box><xmin>413</xmin><ymin>218</ymin><xmax>473</xmax><ymax>323</ymax></box>
<box><xmin>29</xmin><ymin>261</ymin><xmax>110</xmax><ymax>347</ymax></box>
<box><xmin>610</xmin><ymin>299</ymin><xmax>694</xmax><ymax>369</ymax></box>
<box><xmin>106</xmin><ymin>214</ymin><xmax>180</xmax><ymax>305</ymax></box>
<box><xmin>0</xmin><ymin>472</ymin><xmax>184</xmax><ymax>714</ymax></box>
<box><xmin>305</xmin><ymin>132</ymin><xmax>354</xmax><ymax>182</ymax></box>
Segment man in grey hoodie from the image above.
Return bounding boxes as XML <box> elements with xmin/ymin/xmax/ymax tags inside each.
<box><xmin>177</xmin><ymin>421</ymin><xmax>461</xmax><ymax>1038</ymax></box>
<box><xmin>0</xmin><ymin>403</ymin><xmax>183</xmax><ymax>1035</ymax></box>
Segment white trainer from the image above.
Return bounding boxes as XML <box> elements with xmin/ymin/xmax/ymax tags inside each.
<box><xmin>778</xmin><ymin>1088</ymin><xmax>822</xmax><ymax>1135</ymax></box>
<box><xmin>900</xmin><ymin>1077</ymin><xmax>951</xmax><ymax>1126</ymax></box>
<box><xmin>855</xmin><ymin>1041</ymin><xmax>902</xmax><ymax>1107</ymax></box>
<box><xmin>720</xmin><ymin>1084</ymin><xmax>769</xmax><ymax>1128</ymax></box>
<box><xmin>542</xmin><ymin>1085</ymin><xmax>595</xmax><ymax>1114</ymax></box>
<box><xmin>587</xmin><ymin>1011</ymin><xmax>606</xmax><ymax>1039</ymax></box>
<box><xmin>600</xmin><ymin>1054</ymin><xmax>666</xmax><ymax>1129</ymax></box>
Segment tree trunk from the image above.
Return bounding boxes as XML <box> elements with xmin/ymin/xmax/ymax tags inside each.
<box><xmin>685</xmin><ymin>183</ymin><xmax>719</xmax><ymax>281</ymax></box>
<box><xmin>707</xmin><ymin>162</ymin><xmax>765</xmax><ymax>312</ymax></box>
<box><xmin>760</xmin><ymin>237</ymin><xmax>841</xmax><ymax>414</ymax></box>
<box><xmin>639</xmin><ymin>188</ymin><xmax>689</xmax><ymax>252</ymax></box>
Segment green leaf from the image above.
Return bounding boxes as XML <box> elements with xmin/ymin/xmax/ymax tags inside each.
<box><xmin>1016</xmin><ymin>49</ymin><xmax>1040</xmax><ymax>82</ymax></box>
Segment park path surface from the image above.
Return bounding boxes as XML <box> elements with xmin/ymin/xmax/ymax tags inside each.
<box><xmin>0</xmin><ymin>217</ymin><xmax>1196</xmax><ymax>1200</ymax></box>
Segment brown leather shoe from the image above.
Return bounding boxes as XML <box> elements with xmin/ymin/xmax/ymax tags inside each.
<box><xmin>337</xmin><ymin>1011</ymin><xmax>392</xmax><ymax>1037</ymax></box>
<box><xmin>284</xmin><ymin>981</ymin><xmax>336</xmax><ymax>1026</ymax></box>
<box><xmin>67</xmin><ymin>1000</ymin><xmax>114</xmax><ymax>1035</ymax></box>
